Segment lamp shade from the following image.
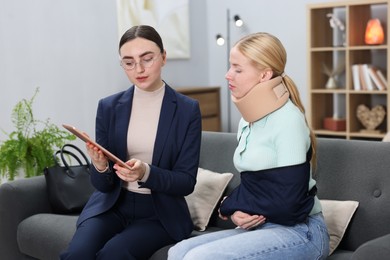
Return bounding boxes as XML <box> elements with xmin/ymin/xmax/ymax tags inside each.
<box><xmin>365</xmin><ymin>18</ymin><xmax>384</xmax><ymax>45</ymax></box>
<box><xmin>216</xmin><ymin>34</ymin><xmax>225</xmax><ymax>46</ymax></box>
<box><xmin>234</xmin><ymin>15</ymin><xmax>243</xmax><ymax>27</ymax></box>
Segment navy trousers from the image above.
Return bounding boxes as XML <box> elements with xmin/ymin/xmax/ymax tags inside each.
<box><xmin>60</xmin><ymin>189</ymin><xmax>175</xmax><ymax>260</ymax></box>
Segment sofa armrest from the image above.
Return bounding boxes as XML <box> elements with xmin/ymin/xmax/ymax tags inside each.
<box><xmin>351</xmin><ymin>234</ymin><xmax>390</xmax><ymax>260</ymax></box>
<box><xmin>0</xmin><ymin>176</ymin><xmax>51</xmax><ymax>259</ymax></box>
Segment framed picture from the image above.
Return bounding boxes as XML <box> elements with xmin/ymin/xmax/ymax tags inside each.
<box><xmin>116</xmin><ymin>0</ymin><xmax>190</xmax><ymax>59</ymax></box>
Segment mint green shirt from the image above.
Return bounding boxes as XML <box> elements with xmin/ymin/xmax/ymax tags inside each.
<box><xmin>234</xmin><ymin>100</ymin><xmax>321</xmax><ymax>215</ymax></box>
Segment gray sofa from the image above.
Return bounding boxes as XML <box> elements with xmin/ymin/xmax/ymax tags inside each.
<box><xmin>1</xmin><ymin>131</ymin><xmax>390</xmax><ymax>260</ymax></box>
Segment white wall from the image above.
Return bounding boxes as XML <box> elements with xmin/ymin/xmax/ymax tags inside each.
<box><xmin>0</xmin><ymin>0</ymin><xmax>209</xmax><ymax>144</ymax></box>
<box><xmin>0</xmin><ymin>0</ymin><xmax>338</xmax><ymax>144</ymax></box>
<box><xmin>0</xmin><ymin>0</ymin><xmax>124</xmax><ymax>144</ymax></box>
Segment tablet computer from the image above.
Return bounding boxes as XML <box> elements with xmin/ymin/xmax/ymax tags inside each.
<box><xmin>62</xmin><ymin>124</ymin><xmax>131</xmax><ymax>170</ymax></box>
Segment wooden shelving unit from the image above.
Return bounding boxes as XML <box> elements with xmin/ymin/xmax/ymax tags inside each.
<box><xmin>307</xmin><ymin>0</ymin><xmax>389</xmax><ymax>140</ymax></box>
<box><xmin>176</xmin><ymin>86</ymin><xmax>221</xmax><ymax>132</ymax></box>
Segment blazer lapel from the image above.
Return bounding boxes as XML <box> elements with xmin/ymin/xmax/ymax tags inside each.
<box><xmin>152</xmin><ymin>86</ymin><xmax>177</xmax><ymax>166</ymax></box>
<box><xmin>114</xmin><ymin>87</ymin><xmax>134</xmax><ymax>161</ymax></box>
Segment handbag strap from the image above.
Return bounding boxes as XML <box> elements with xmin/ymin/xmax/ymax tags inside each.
<box><xmin>59</xmin><ymin>144</ymin><xmax>91</xmax><ymax>169</ymax></box>
<box><xmin>54</xmin><ymin>150</ymin><xmax>83</xmax><ymax>165</ymax></box>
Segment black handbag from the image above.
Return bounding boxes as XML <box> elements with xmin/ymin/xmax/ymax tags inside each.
<box><xmin>44</xmin><ymin>143</ymin><xmax>95</xmax><ymax>214</ymax></box>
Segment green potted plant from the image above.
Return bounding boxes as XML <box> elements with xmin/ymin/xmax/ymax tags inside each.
<box><xmin>0</xmin><ymin>88</ymin><xmax>76</xmax><ymax>181</ymax></box>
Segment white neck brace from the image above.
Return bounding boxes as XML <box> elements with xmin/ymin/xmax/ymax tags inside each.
<box><xmin>231</xmin><ymin>76</ymin><xmax>289</xmax><ymax>122</ymax></box>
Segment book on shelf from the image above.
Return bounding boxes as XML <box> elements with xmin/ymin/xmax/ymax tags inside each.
<box><xmin>362</xmin><ymin>64</ymin><xmax>375</xmax><ymax>90</ymax></box>
<box><xmin>351</xmin><ymin>64</ymin><xmax>361</xmax><ymax>90</ymax></box>
<box><xmin>351</xmin><ymin>64</ymin><xmax>387</xmax><ymax>91</ymax></box>
<box><xmin>368</xmin><ymin>66</ymin><xmax>387</xmax><ymax>90</ymax></box>
<box><xmin>358</xmin><ymin>64</ymin><xmax>369</xmax><ymax>90</ymax></box>
<box><xmin>377</xmin><ymin>70</ymin><xmax>388</xmax><ymax>89</ymax></box>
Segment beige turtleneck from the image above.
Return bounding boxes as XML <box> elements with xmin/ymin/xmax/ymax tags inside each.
<box><xmin>123</xmin><ymin>84</ymin><xmax>165</xmax><ymax>194</ymax></box>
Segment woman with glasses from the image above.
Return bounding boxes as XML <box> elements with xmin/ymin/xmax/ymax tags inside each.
<box><xmin>168</xmin><ymin>32</ymin><xmax>329</xmax><ymax>259</ymax></box>
<box><xmin>61</xmin><ymin>25</ymin><xmax>202</xmax><ymax>260</ymax></box>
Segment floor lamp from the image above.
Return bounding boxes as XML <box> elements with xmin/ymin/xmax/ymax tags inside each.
<box><xmin>216</xmin><ymin>9</ymin><xmax>243</xmax><ymax>132</ymax></box>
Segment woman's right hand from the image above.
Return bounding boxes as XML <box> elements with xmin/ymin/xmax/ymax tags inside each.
<box><xmin>86</xmin><ymin>142</ymin><xmax>108</xmax><ymax>171</ymax></box>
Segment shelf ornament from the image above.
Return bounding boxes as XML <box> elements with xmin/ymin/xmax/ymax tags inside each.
<box><xmin>322</xmin><ymin>62</ymin><xmax>345</xmax><ymax>89</ymax></box>
<box><xmin>356</xmin><ymin>104</ymin><xmax>386</xmax><ymax>133</ymax></box>
<box><xmin>326</xmin><ymin>13</ymin><xmax>345</xmax><ymax>46</ymax></box>
<box><xmin>365</xmin><ymin>19</ymin><xmax>384</xmax><ymax>45</ymax></box>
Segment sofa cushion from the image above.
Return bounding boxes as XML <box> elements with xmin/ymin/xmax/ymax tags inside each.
<box><xmin>326</xmin><ymin>249</ymin><xmax>353</xmax><ymax>260</ymax></box>
<box><xmin>321</xmin><ymin>200</ymin><xmax>359</xmax><ymax>255</ymax></box>
<box><xmin>352</xmin><ymin>234</ymin><xmax>390</xmax><ymax>260</ymax></box>
<box><xmin>185</xmin><ymin>168</ymin><xmax>233</xmax><ymax>231</ymax></box>
<box><xmin>315</xmin><ymin>138</ymin><xmax>390</xmax><ymax>251</ymax></box>
<box><xmin>17</xmin><ymin>213</ymin><xmax>77</xmax><ymax>260</ymax></box>
<box><xmin>150</xmin><ymin>226</ymin><xmax>226</xmax><ymax>260</ymax></box>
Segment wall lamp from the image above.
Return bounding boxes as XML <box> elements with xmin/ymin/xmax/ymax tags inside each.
<box><xmin>215</xmin><ymin>10</ymin><xmax>244</xmax><ymax>132</ymax></box>
<box><xmin>234</xmin><ymin>15</ymin><xmax>243</xmax><ymax>27</ymax></box>
<box><xmin>216</xmin><ymin>34</ymin><xmax>225</xmax><ymax>46</ymax></box>
<box><xmin>215</xmin><ymin>13</ymin><xmax>244</xmax><ymax>47</ymax></box>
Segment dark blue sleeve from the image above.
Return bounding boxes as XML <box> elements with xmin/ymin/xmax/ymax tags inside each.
<box><xmin>220</xmin><ymin>156</ymin><xmax>315</xmax><ymax>226</ymax></box>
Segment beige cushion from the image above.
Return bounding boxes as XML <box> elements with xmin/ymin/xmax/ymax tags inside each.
<box><xmin>383</xmin><ymin>131</ymin><xmax>390</xmax><ymax>141</ymax></box>
<box><xmin>320</xmin><ymin>199</ymin><xmax>359</xmax><ymax>255</ymax></box>
<box><xmin>185</xmin><ymin>168</ymin><xmax>233</xmax><ymax>231</ymax></box>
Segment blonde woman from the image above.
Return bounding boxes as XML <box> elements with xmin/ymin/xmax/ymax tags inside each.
<box><xmin>168</xmin><ymin>32</ymin><xmax>329</xmax><ymax>260</ymax></box>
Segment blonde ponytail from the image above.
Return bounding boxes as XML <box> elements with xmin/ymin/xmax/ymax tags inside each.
<box><xmin>282</xmin><ymin>75</ymin><xmax>317</xmax><ymax>169</ymax></box>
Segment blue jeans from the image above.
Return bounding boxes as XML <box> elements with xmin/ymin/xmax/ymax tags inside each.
<box><xmin>168</xmin><ymin>213</ymin><xmax>329</xmax><ymax>260</ymax></box>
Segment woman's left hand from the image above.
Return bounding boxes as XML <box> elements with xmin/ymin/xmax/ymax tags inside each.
<box><xmin>231</xmin><ymin>211</ymin><xmax>266</xmax><ymax>230</ymax></box>
<box><xmin>114</xmin><ymin>158</ymin><xmax>146</xmax><ymax>182</ymax></box>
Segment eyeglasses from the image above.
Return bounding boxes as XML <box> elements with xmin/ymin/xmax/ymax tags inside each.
<box><xmin>120</xmin><ymin>53</ymin><xmax>161</xmax><ymax>70</ymax></box>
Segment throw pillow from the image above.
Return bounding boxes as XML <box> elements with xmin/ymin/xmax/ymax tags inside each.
<box><xmin>185</xmin><ymin>168</ymin><xmax>234</xmax><ymax>231</ymax></box>
<box><xmin>320</xmin><ymin>199</ymin><xmax>359</xmax><ymax>255</ymax></box>
<box><xmin>383</xmin><ymin>131</ymin><xmax>390</xmax><ymax>141</ymax></box>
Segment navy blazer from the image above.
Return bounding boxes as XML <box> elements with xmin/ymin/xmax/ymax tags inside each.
<box><xmin>77</xmin><ymin>84</ymin><xmax>202</xmax><ymax>241</ymax></box>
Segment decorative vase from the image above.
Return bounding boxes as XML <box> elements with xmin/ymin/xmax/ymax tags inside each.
<box><xmin>326</xmin><ymin>76</ymin><xmax>337</xmax><ymax>89</ymax></box>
